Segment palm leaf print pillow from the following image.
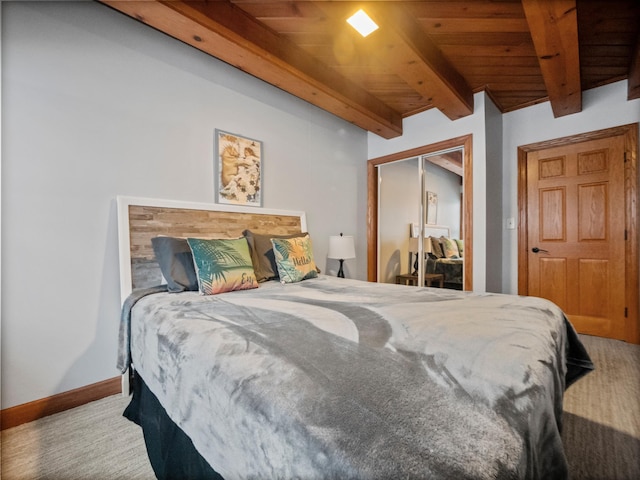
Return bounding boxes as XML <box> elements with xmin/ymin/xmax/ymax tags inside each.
<box><xmin>187</xmin><ymin>237</ymin><xmax>258</xmax><ymax>294</ymax></box>
<box><xmin>271</xmin><ymin>235</ymin><xmax>318</xmax><ymax>283</ymax></box>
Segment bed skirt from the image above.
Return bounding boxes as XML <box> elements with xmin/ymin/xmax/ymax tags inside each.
<box><xmin>124</xmin><ymin>372</ymin><xmax>224</xmax><ymax>480</ymax></box>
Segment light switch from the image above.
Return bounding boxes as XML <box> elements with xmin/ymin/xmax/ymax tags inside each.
<box><xmin>506</xmin><ymin>217</ymin><xmax>515</xmax><ymax>230</ymax></box>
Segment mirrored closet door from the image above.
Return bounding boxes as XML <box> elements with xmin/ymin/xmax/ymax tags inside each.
<box><xmin>377</xmin><ymin>156</ymin><xmax>423</xmax><ymax>284</ymax></box>
<box><xmin>377</xmin><ymin>148</ymin><xmax>465</xmax><ymax>290</ymax></box>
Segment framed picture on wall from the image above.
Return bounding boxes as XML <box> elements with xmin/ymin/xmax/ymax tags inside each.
<box><xmin>215</xmin><ymin>129</ymin><xmax>263</xmax><ymax>207</ymax></box>
<box><xmin>426</xmin><ymin>191</ymin><xmax>438</xmax><ymax>224</ymax></box>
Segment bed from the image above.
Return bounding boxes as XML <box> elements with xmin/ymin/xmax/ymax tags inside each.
<box><xmin>426</xmin><ymin>254</ymin><xmax>463</xmax><ymax>288</ymax></box>
<box><xmin>117</xmin><ymin>196</ymin><xmax>593</xmax><ymax>480</ymax></box>
<box><xmin>420</xmin><ymin>225</ymin><xmax>464</xmax><ymax>289</ymax></box>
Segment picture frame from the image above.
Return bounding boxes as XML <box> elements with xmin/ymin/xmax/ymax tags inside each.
<box><xmin>426</xmin><ymin>191</ymin><xmax>438</xmax><ymax>225</ymax></box>
<box><xmin>215</xmin><ymin>129</ymin><xmax>263</xmax><ymax>207</ymax></box>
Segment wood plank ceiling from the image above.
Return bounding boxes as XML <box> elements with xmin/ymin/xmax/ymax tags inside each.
<box><xmin>102</xmin><ymin>0</ymin><xmax>639</xmax><ymax>139</ymax></box>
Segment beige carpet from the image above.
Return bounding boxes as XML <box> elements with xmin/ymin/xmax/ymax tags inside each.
<box><xmin>1</xmin><ymin>394</ymin><xmax>154</xmax><ymax>480</ymax></box>
<box><xmin>562</xmin><ymin>334</ymin><xmax>640</xmax><ymax>480</ymax></box>
<box><xmin>1</xmin><ymin>334</ymin><xmax>638</xmax><ymax>479</ymax></box>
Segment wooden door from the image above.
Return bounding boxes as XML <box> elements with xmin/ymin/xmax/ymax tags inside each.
<box><xmin>526</xmin><ymin>136</ymin><xmax>626</xmax><ymax>340</ymax></box>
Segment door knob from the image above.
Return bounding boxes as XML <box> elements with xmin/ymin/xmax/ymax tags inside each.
<box><xmin>531</xmin><ymin>247</ymin><xmax>549</xmax><ymax>254</ymax></box>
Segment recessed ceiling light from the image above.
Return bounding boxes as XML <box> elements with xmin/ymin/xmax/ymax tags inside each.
<box><xmin>347</xmin><ymin>9</ymin><xmax>379</xmax><ymax>38</ymax></box>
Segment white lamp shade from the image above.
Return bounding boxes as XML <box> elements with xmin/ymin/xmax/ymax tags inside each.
<box><xmin>408</xmin><ymin>236</ymin><xmax>419</xmax><ymax>253</ymax></box>
<box><xmin>424</xmin><ymin>237</ymin><xmax>432</xmax><ymax>253</ymax></box>
<box><xmin>328</xmin><ymin>235</ymin><xmax>356</xmax><ymax>260</ymax></box>
<box><xmin>409</xmin><ymin>236</ymin><xmax>432</xmax><ymax>253</ymax></box>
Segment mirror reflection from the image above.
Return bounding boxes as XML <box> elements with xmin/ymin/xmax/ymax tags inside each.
<box><xmin>378</xmin><ymin>148</ymin><xmax>464</xmax><ymax>290</ymax></box>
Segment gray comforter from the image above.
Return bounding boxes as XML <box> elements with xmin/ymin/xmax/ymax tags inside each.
<box><xmin>120</xmin><ymin>275</ymin><xmax>593</xmax><ymax>479</ymax></box>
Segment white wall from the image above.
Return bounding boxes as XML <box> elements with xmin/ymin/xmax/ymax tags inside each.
<box><xmin>424</xmin><ymin>161</ymin><xmax>462</xmax><ymax>239</ymax></box>
<box><xmin>501</xmin><ymin>81</ymin><xmax>640</xmax><ymax>294</ymax></box>
<box><xmin>1</xmin><ymin>2</ymin><xmax>367</xmax><ymax>408</ymax></box>
<box><xmin>369</xmin><ymin>92</ymin><xmax>489</xmax><ymax>292</ymax></box>
<box><xmin>484</xmin><ymin>95</ymin><xmax>503</xmax><ymax>293</ymax></box>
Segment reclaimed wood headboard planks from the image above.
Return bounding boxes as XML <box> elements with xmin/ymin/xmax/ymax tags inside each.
<box><xmin>117</xmin><ymin>196</ymin><xmax>307</xmax><ymax>303</ymax></box>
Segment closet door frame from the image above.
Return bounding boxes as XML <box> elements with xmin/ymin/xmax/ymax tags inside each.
<box><xmin>367</xmin><ymin>135</ymin><xmax>473</xmax><ymax>290</ymax></box>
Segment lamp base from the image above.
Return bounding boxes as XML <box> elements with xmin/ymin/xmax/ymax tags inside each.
<box><xmin>337</xmin><ymin>259</ymin><xmax>345</xmax><ymax>278</ymax></box>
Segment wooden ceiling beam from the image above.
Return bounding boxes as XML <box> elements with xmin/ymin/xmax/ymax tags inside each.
<box><xmin>363</xmin><ymin>4</ymin><xmax>474</xmax><ymax>121</ymax></box>
<box><xmin>522</xmin><ymin>0</ymin><xmax>581</xmax><ymax>117</ymax></box>
<box><xmin>100</xmin><ymin>0</ymin><xmax>403</xmax><ymax>138</ymax></box>
<box><xmin>429</xmin><ymin>152</ymin><xmax>463</xmax><ymax>177</ymax></box>
<box><xmin>628</xmin><ymin>31</ymin><xmax>640</xmax><ymax>100</ymax></box>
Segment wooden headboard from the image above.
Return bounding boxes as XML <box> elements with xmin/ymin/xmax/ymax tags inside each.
<box><xmin>117</xmin><ymin>196</ymin><xmax>307</xmax><ymax>303</ymax></box>
<box><xmin>423</xmin><ymin>224</ymin><xmax>451</xmax><ymax>238</ymax></box>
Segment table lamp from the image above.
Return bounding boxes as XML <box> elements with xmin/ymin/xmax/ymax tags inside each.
<box><xmin>408</xmin><ymin>237</ymin><xmax>420</xmax><ymax>275</ymax></box>
<box><xmin>409</xmin><ymin>236</ymin><xmax>432</xmax><ymax>275</ymax></box>
<box><xmin>328</xmin><ymin>233</ymin><xmax>356</xmax><ymax>278</ymax></box>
